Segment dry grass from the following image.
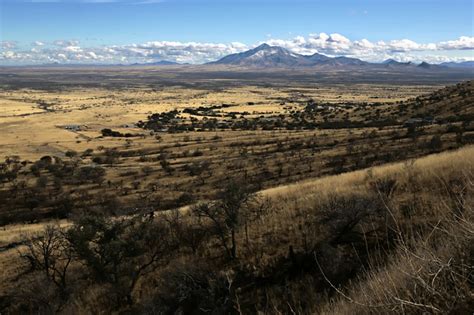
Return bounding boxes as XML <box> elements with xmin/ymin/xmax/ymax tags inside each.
<box><xmin>0</xmin><ymin>79</ymin><xmax>472</xmax><ymax>313</ymax></box>
<box><xmin>240</xmin><ymin>146</ymin><xmax>473</xmax><ymax>314</ymax></box>
<box><xmin>318</xmin><ymin>202</ymin><xmax>473</xmax><ymax>314</ymax></box>
<box><xmin>0</xmin><ymin>84</ymin><xmax>434</xmax><ymax>160</ymax></box>
<box><xmin>0</xmin><ymin>145</ymin><xmax>472</xmax><ymax>313</ymax></box>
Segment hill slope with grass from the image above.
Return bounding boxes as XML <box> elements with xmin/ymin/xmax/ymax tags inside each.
<box><xmin>1</xmin><ymin>146</ymin><xmax>472</xmax><ymax>314</ymax></box>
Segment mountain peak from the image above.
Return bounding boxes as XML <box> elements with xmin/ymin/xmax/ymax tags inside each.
<box><xmin>418</xmin><ymin>61</ymin><xmax>431</xmax><ymax>68</ymax></box>
<box><xmin>254</xmin><ymin>43</ymin><xmax>271</xmax><ymax>50</ymax></box>
<box><xmin>209</xmin><ymin>43</ymin><xmax>300</xmax><ymax>67</ymax></box>
<box><xmin>383</xmin><ymin>59</ymin><xmax>413</xmax><ymax>66</ymax></box>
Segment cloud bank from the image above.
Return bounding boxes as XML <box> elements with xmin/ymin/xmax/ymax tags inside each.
<box><xmin>1</xmin><ymin>33</ymin><xmax>473</xmax><ymax>65</ymax></box>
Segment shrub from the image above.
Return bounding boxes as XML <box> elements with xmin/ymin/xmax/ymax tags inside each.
<box><xmin>66</xmin><ymin>215</ymin><xmax>177</xmax><ymax>306</ymax></box>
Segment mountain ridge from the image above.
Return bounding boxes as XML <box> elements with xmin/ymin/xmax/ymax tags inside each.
<box><xmin>208</xmin><ymin>43</ymin><xmax>370</xmax><ymax>67</ymax></box>
<box><xmin>208</xmin><ymin>44</ymin><xmax>473</xmax><ymax>69</ymax></box>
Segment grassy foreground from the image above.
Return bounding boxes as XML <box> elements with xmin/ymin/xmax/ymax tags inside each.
<box><xmin>259</xmin><ymin>145</ymin><xmax>473</xmax><ymax>314</ymax></box>
<box><xmin>1</xmin><ymin>145</ymin><xmax>472</xmax><ymax>314</ymax></box>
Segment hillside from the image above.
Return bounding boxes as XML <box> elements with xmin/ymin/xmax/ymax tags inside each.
<box><xmin>383</xmin><ymin>80</ymin><xmax>473</xmax><ymax>122</ymax></box>
<box><xmin>0</xmin><ymin>145</ymin><xmax>472</xmax><ymax>313</ymax></box>
<box><xmin>0</xmin><ymin>81</ymin><xmax>472</xmax><ymax>227</ymax></box>
<box><xmin>0</xmin><ymin>76</ymin><xmax>473</xmax><ymax>313</ymax></box>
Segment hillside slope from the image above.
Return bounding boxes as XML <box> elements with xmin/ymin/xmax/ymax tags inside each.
<box><xmin>388</xmin><ymin>80</ymin><xmax>473</xmax><ymax>121</ymax></box>
<box><xmin>1</xmin><ymin>146</ymin><xmax>472</xmax><ymax>313</ymax></box>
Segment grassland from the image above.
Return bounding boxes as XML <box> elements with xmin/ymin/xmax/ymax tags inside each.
<box><xmin>0</xmin><ymin>83</ymin><xmax>437</xmax><ymax>159</ymax></box>
<box><xmin>1</xmin><ymin>144</ymin><xmax>472</xmax><ymax>314</ymax></box>
<box><xmin>0</xmin><ymin>67</ymin><xmax>472</xmax><ymax>313</ymax></box>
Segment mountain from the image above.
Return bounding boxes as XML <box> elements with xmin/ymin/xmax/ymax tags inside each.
<box><xmin>209</xmin><ymin>43</ymin><xmax>302</xmax><ymax>67</ymax></box>
<box><xmin>209</xmin><ymin>43</ymin><xmax>368</xmax><ymax>68</ymax></box>
<box><xmin>417</xmin><ymin>61</ymin><xmax>446</xmax><ymax>70</ymax></box>
<box><xmin>418</xmin><ymin>61</ymin><xmax>431</xmax><ymax>68</ymax></box>
<box><xmin>130</xmin><ymin>60</ymin><xmax>181</xmax><ymax>66</ymax></box>
<box><xmin>382</xmin><ymin>59</ymin><xmax>414</xmax><ymax>67</ymax></box>
<box><xmin>314</xmin><ymin>56</ymin><xmax>368</xmax><ymax>66</ymax></box>
<box><xmin>150</xmin><ymin>60</ymin><xmax>180</xmax><ymax>65</ymax></box>
<box><xmin>304</xmin><ymin>52</ymin><xmax>331</xmax><ymax>63</ymax></box>
<box><xmin>440</xmin><ymin>61</ymin><xmax>474</xmax><ymax>68</ymax></box>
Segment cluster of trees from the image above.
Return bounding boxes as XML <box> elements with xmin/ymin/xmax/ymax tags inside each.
<box><xmin>101</xmin><ymin>128</ymin><xmax>141</xmax><ymax>138</ymax></box>
<box><xmin>137</xmin><ymin>110</ymin><xmax>181</xmax><ymax>131</ymax></box>
<box><xmin>0</xmin><ymin>155</ymin><xmax>23</xmax><ymax>184</ymax></box>
<box><xmin>138</xmin><ymin>103</ymin><xmax>405</xmax><ymax>133</ymax></box>
<box><xmin>14</xmin><ymin>180</ymin><xmax>269</xmax><ymax>312</ymax></box>
<box><xmin>135</xmin><ymin>87</ymin><xmax>473</xmax><ymax>136</ymax></box>
<box><xmin>0</xmin><ymin>154</ymin><xmax>108</xmax><ymax>225</ymax></box>
<box><xmin>20</xmin><ymin>215</ymin><xmax>176</xmax><ymax>310</ymax></box>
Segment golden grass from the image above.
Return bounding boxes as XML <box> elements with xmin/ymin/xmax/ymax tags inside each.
<box><xmin>319</xmin><ymin>201</ymin><xmax>473</xmax><ymax>315</ymax></box>
<box><xmin>0</xmin><ymin>84</ymin><xmax>436</xmax><ymax>160</ymax></box>
<box><xmin>0</xmin><ymin>146</ymin><xmax>470</xmax><ymax>255</ymax></box>
<box><xmin>0</xmin><ymin>219</ymin><xmax>71</xmax><ymax>248</ymax></box>
<box><xmin>0</xmin><ymin>145</ymin><xmax>472</xmax><ymax>313</ymax></box>
<box><xmin>226</xmin><ymin>145</ymin><xmax>472</xmax><ymax>282</ymax></box>
<box><xmin>245</xmin><ymin>146</ymin><xmax>473</xmax><ymax>314</ymax></box>
<box><xmin>263</xmin><ymin>145</ymin><xmax>474</xmax><ymax>200</ymax></box>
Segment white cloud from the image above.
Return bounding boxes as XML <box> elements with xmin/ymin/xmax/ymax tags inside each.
<box><xmin>387</xmin><ymin>39</ymin><xmax>422</xmax><ymax>52</ymax></box>
<box><xmin>63</xmin><ymin>45</ymin><xmax>83</xmax><ymax>52</ymax></box>
<box><xmin>53</xmin><ymin>40</ymin><xmax>80</xmax><ymax>47</ymax></box>
<box><xmin>1</xmin><ymin>35</ymin><xmax>473</xmax><ymax>65</ymax></box>
<box><xmin>258</xmin><ymin>34</ymin><xmax>474</xmax><ymax>63</ymax></box>
<box><xmin>438</xmin><ymin>36</ymin><xmax>474</xmax><ymax>50</ymax></box>
<box><xmin>1</xmin><ymin>41</ymin><xmax>17</xmax><ymax>50</ymax></box>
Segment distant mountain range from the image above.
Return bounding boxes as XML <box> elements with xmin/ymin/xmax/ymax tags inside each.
<box><xmin>440</xmin><ymin>61</ymin><xmax>474</xmax><ymax>68</ymax></box>
<box><xmin>208</xmin><ymin>43</ymin><xmax>369</xmax><ymax>67</ymax></box>
<box><xmin>207</xmin><ymin>43</ymin><xmax>474</xmax><ymax>69</ymax></box>
<box><xmin>382</xmin><ymin>59</ymin><xmax>413</xmax><ymax>67</ymax></box>
<box><xmin>131</xmin><ymin>60</ymin><xmax>182</xmax><ymax>66</ymax></box>
<box><xmin>20</xmin><ymin>44</ymin><xmax>474</xmax><ymax>69</ymax></box>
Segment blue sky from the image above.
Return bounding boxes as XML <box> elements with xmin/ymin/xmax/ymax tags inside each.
<box><xmin>1</xmin><ymin>0</ymin><xmax>473</xmax><ymax>64</ymax></box>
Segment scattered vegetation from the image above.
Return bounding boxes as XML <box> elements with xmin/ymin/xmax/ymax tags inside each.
<box><xmin>0</xmin><ymin>79</ymin><xmax>472</xmax><ymax>314</ymax></box>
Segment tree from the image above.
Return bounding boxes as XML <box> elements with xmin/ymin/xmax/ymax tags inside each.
<box><xmin>429</xmin><ymin>134</ymin><xmax>442</xmax><ymax>151</ymax></box>
<box><xmin>65</xmin><ymin>150</ymin><xmax>78</xmax><ymax>158</ymax></box>
<box><xmin>192</xmin><ymin>180</ymin><xmax>263</xmax><ymax>259</ymax></box>
<box><xmin>66</xmin><ymin>215</ymin><xmax>176</xmax><ymax>306</ymax></box>
<box><xmin>0</xmin><ymin>156</ymin><xmax>21</xmax><ymax>184</ymax></box>
<box><xmin>160</xmin><ymin>158</ymin><xmax>174</xmax><ymax>175</ymax></box>
<box><xmin>21</xmin><ymin>225</ymin><xmax>73</xmax><ymax>300</ymax></box>
<box><xmin>165</xmin><ymin>210</ymin><xmax>208</xmax><ymax>255</ymax></box>
<box><xmin>185</xmin><ymin>161</ymin><xmax>211</xmax><ymax>184</ymax></box>
<box><xmin>75</xmin><ymin>166</ymin><xmax>106</xmax><ymax>184</ymax></box>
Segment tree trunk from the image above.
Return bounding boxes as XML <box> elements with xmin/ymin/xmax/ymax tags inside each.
<box><xmin>231</xmin><ymin>229</ymin><xmax>237</xmax><ymax>259</ymax></box>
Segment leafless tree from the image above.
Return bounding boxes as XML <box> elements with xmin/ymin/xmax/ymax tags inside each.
<box><xmin>192</xmin><ymin>180</ymin><xmax>266</xmax><ymax>259</ymax></box>
<box><xmin>21</xmin><ymin>224</ymin><xmax>73</xmax><ymax>299</ymax></box>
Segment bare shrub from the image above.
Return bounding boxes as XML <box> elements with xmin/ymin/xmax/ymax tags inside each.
<box><xmin>192</xmin><ymin>180</ymin><xmax>263</xmax><ymax>259</ymax></box>
<box><xmin>66</xmin><ymin>215</ymin><xmax>176</xmax><ymax>306</ymax></box>
<box><xmin>21</xmin><ymin>224</ymin><xmax>73</xmax><ymax>298</ymax></box>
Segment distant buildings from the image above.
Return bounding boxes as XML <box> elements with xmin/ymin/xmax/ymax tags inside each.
<box><xmin>63</xmin><ymin>124</ymin><xmax>83</xmax><ymax>131</ymax></box>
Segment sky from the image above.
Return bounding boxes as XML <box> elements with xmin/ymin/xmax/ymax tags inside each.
<box><xmin>0</xmin><ymin>0</ymin><xmax>473</xmax><ymax>65</ymax></box>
